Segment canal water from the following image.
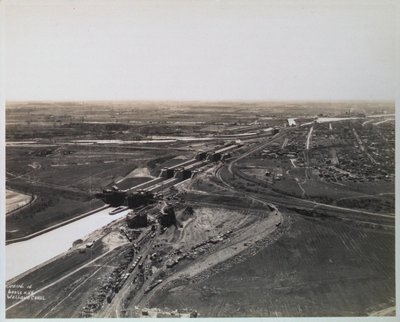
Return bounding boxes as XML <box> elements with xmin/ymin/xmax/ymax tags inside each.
<box><xmin>6</xmin><ymin>207</ymin><xmax>131</xmax><ymax>281</ymax></box>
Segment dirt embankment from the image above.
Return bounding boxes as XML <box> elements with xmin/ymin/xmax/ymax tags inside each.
<box><xmin>147</xmin><ymin>212</ymin><xmax>395</xmax><ymax>317</ymax></box>
<box><xmin>121</xmin><ymin>204</ymin><xmax>282</xmax><ymax>312</ymax></box>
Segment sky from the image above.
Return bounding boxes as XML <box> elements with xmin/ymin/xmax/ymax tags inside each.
<box><xmin>4</xmin><ymin>0</ymin><xmax>397</xmax><ymax>101</ymax></box>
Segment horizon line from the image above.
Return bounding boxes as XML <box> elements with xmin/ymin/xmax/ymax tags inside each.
<box><xmin>6</xmin><ymin>99</ymin><xmax>395</xmax><ymax>104</ymax></box>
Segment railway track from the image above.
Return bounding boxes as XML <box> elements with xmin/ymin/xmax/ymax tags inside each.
<box><xmin>214</xmin><ymin>132</ymin><xmax>394</xmax><ymax>227</ymax></box>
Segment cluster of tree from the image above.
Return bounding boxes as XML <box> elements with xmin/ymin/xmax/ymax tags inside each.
<box><xmin>10</xmin><ymin>195</ymin><xmax>57</xmax><ymax>221</ymax></box>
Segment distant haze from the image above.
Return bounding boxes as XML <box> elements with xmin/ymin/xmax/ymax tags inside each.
<box><xmin>5</xmin><ymin>0</ymin><xmax>396</xmax><ymax>101</ymax></box>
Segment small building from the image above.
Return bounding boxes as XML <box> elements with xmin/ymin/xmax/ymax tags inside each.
<box><xmin>174</xmin><ymin>167</ymin><xmax>192</xmax><ymax>180</ymax></box>
<box><xmin>206</xmin><ymin>152</ymin><xmax>222</xmax><ymax>162</ymax></box>
<box><xmin>159</xmin><ymin>205</ymin><xmax>177</xmax><ymax>227</ymax></box>
<box><xmin>160</xmin><ymin>167</ymin><xmax>174</xmax><ymax>179</ymax></box>
<box><xmin>95</xmin><ymin>189</ymin><xmax>127</xmax><ymax>207</ymax></box>
<box><xmin>195</xmin><ymin>151</ymin><xmax>207</xmax><ymax>161</ymax></box>
<box><xmin>126</xmin><ymin>212</ymin><xmax>148</xmax><ymax>228</ymax></box>
<box><xmin>127</xmin><ymin>190</ymin><xmax>155</xmax><ymax>208</ymax></box>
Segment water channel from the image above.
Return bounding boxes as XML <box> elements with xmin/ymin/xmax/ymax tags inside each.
<box><xmin>6</xmin><ymin>207</ymin><xmax>130</xmax><ymax>281</ymax></box>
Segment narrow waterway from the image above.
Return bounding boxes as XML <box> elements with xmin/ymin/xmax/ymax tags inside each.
<box><xmin>6</xmin><ymin>207</ymin><xmax>130</xmax><ymax>281</ymax></box>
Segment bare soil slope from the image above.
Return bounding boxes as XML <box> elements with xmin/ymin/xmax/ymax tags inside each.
<box><xmin>148</xmin><ymin>213</ymin><xmax>395</xmax><ymax>317</ymax></box>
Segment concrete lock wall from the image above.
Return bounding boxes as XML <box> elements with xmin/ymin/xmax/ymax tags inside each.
<box><xmin>160</xmin><ymin>168</ymin><xmax>174</xmax><ymax>179</ymax></box>
<box><xmin>195</xmin><ymin>151</ymin><xmax>207</xmax><ymax>160</ymax></box>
